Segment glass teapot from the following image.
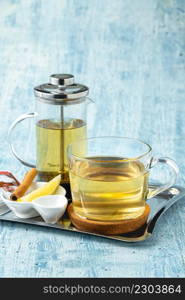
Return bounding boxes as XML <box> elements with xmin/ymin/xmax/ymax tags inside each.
<box><xmin>8</xmin><ymin>74</ymin><xmax>93</xmax><ymax>186</ymax></box>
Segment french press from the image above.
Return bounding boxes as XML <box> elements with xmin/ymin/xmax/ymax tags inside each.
<box><xmin>8</xmin><ymin>74</ymin><xmax>92</xmax><ymax>189</ymax></box>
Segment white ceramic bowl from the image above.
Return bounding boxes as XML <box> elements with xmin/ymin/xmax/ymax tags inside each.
<box><xmin>33</xmin><ymin>195</ymin><xmax>68</xmax><ymax>224</ymax></box>
<box><xmin>0</xmin><ymin>182</ymin><xmax>66</xmax><ymax>219</ymax></box>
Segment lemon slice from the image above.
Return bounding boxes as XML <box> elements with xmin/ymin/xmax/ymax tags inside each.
<box><xmin>17</xmin><ymin>175</ymin><xmax>61</xmax><ymax>202</ymax></box>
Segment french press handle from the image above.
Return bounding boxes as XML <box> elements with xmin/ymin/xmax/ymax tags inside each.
<box><xmin>8</xmin><ymin>112</ymin><xmax>36</xmax><ymax>168</ymax></box>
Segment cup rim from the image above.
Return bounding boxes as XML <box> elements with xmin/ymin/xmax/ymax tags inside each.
<box><xmin>68</xmin><ymin>136</ymin><xmax>152</xmax><ymax>162</ymax></box>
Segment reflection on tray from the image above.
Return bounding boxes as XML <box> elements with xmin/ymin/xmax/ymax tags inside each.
<box><xmin>0</xmin><ymin>185</ymin><xmax>185</xmax><ymax>243</ymax></box>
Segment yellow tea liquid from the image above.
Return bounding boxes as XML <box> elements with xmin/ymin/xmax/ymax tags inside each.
<box><xmin>36</xmin><ymin>118</ymin><xmax>86</xmax><ymax>182</ymax></box>
<box><xmin>69</xmin><ymin>157</ymin><xmax>149</xmax><ymax>221</ymax></box>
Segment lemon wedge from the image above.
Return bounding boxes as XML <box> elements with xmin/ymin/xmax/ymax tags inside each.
<box><xmin>17</xmin><ymin>175</ymin><xmax>61</xmax><ymax>202</ymax></box>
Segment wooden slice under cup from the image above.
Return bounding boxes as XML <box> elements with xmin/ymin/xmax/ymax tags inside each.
<box><xmin>67</xmin><ymin>203</ymin><xmax>150</xmax><ymax>235</ymax></box>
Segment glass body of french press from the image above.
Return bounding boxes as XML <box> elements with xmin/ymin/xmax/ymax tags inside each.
<box><xmin>8</xmin><ymin>74</ymin><xmax>92</xmax><ymax>192</ymax></box>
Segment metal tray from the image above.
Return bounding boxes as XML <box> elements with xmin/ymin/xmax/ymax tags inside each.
<box><xmin>0</xmin><ymin>185</ymin><xmax>185</xmax><ymax>242</ymax></box>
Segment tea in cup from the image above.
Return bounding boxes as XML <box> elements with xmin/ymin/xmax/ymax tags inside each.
<box><xmin>68</xmin><ymin>137</ymin><xmax>178</xmax><ymax>221</ymax></box>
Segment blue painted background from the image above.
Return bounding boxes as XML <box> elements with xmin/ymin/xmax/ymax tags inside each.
<box><xmin>0</xmin><ymin>0</ymin><xmax>185</xmax><ymax>277</ymax></box>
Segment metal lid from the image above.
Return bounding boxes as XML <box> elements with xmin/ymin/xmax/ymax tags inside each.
<box><xmin>34</xmin><ymin>74</ymin><xmax>89</xmax><ymax>105</ymax></box>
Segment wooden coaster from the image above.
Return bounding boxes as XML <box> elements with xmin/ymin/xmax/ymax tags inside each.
<box><xmin>67</xmin><ymin>203</ymin><xmax>150</xmax><ymax>235</ymax></box>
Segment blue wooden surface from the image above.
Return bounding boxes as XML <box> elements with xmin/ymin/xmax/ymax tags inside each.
<box><xmin>0</xmin><ymin>0</ymin><xmax>185</xmax><ymax>277</ymax></box>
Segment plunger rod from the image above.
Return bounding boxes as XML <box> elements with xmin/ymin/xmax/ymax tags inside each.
<box><xmin>60</xmin><ymin>105</ymin><xmax>64</xmax><ymax>178</ymax></box>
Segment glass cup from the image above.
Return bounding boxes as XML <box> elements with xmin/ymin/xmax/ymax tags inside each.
<box><xmin>68</xmin><ymin>137</ymin><xmax>179</xmax><ymax>222</ymax></box>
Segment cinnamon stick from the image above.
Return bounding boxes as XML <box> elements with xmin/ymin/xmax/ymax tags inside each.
<box><xmin>10</xmin><ymin>168</ymin><xmax>37</xmax><ymax>201</ymax></box>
